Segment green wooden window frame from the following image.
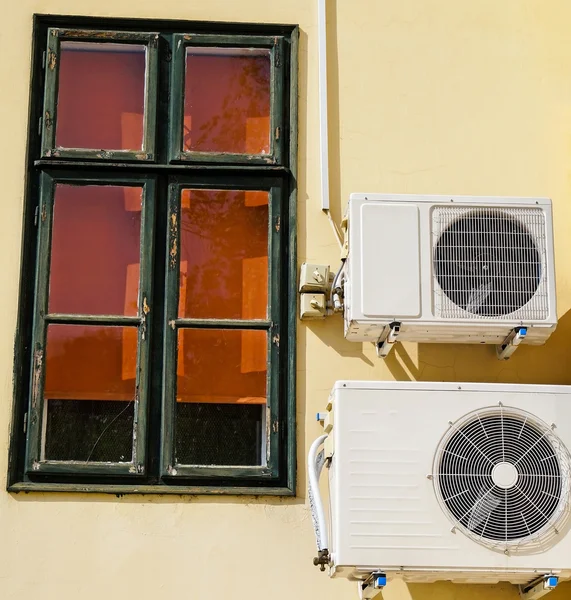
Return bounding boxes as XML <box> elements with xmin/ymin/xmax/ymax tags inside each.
<box><xmin>9</xmin><ymin>15</ymin><xmax>298</xmax><ymax>496</ymax></box>
<box><xmin>26</xmin><ymin>171</ymin><xmax>155</xmax><ymax>477</ymax></box>
<box><xmin>40</xmin><ymin>28</ymin><xmax>160</xmax><ymax>162</ymax></box>
<box><xmin>169</xmin><ymin>34</ymin><xmax>285</xmax><ymax>165</ymax></box>
<box><xmin>162</xmin><ymin>178</ymin><xmax>283</xmax><ymax>482</ymax></box>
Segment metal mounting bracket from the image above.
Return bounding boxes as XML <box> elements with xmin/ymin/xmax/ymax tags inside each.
<box><xmin>358</xmin><ymin>572</ymin><xmax>387</xmax><ymax>600</ymax></box>
<box><xmin>375</xmin><ymin>322</ymin><xmax>401</xmax><ymax>358</ymax></box>
<box><xmin>519</xmin><ymin>575</ymin><xmax>559</xmax><ymax>600</ymax></box>
<box><xmin>496</xmin><ymin>327</ymin><xmax>527</xmax><ymax>360</ymax></box>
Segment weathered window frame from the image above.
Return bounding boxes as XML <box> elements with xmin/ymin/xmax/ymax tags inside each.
<box><xmin>161</xmin><ymin>177</ymin><xmax>283</xmax><ymax>483</ymax></box>
<box><xmin>169</xmin><ymin>34</ymin><xmax>285</xmax><ymax>165</ymax></box>
<box><xmin>26</xmin><ymin>171</ymin><xmax>155</xmax><ymax>478</ymax></box>
<box><xmin>41</xmin><ymin>28</ymin><xmax>160</xmax><ymax>162</ymax></box>
<box><xmin>9</xmin><ymin>15</ymin><xmax>298</xmax><ymax>496</ymax></box>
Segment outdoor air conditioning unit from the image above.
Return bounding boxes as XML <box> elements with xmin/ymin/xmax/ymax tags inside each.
<box><xmin>315</xmin><ymin>381</ymin><xmax>571</xmax><ymax>597</ymax></box>
<box><xmin>343</xmin><ymin>194</ymin><xmax>557</xmax><ymax>358</ymax></box>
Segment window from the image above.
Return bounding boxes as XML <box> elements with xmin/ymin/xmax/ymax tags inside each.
<box><xmin>9</xmin><ymin>16</ymin><xmax>298</xmax><ymax>495</ymax></box>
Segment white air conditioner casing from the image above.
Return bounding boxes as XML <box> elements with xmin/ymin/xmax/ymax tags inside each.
<box><xmin>344</xmin><ymin>194</ymin><xmax>557</xmax><ymax>345</ymax></box>
<box><xmin>327</xmin><ymin>381</ymin><xmax>571</xmax><ymax>585</ymax></box>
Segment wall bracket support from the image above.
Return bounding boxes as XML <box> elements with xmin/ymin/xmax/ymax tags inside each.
<box><xmin>519</xmin><ymin>575</ymin><xmax>559</xmax><ymax>600</ymax></box>
<box><xmin>375</xmin><ymin>322</ymin><xmax>401</xmax><ymax>358</ymax></box>
<box><xmin>358</xmin><ymin>572</ymin><xmax>387</xmax><ymax>600</ymax></box>
<box><xmin>496</xmin><ymin>326</ymin><xmax>527</xmax><ymax>360</ymax></box>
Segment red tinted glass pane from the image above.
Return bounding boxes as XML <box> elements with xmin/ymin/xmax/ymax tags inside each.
<box><xmin>175</xmin><ymin>328</ymin><xmax>266</xmax><ymax>465</ymax></box>
<box><xmin>49</xmin><ymin>185</ymin><xmax>142</xmax><ymax>316</ymax></box>
<box><xmin>178</xmin><ymin>189</ymin><xmax>269</xmax><ymax>319</ymax></box>
<box><xmin>43</xmin><ymin>324</ymin><xmax>137</xmax><ymax>462</ymax></box>
<box><xmin>44</xmin><ymin>324</ymin><xmax>138</xmax><ymax>402</ymax></box>
<box><xmin>56</xmin><ymin>42</ymin><xmax>146</xmax><ymax>150</ymax></box>
<box><xmin>176</xmin><ymin>329</ymin><xmax>267</xmax><ymax>404</ymax></box>
<box><xmin>183</xmin><ymin>47</ymin><xmax>271</xmax><ymax>154</ymax></box>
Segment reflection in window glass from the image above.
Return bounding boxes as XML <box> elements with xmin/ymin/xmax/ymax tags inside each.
<box><xmin>49</xmin><ymin>185</ymin><xmax>142</xmax><ymax>316</ymax></box>
<box><xmin>183</xmin><ymin>47</ymin><xmax>271</xmax><ymax>154</ymax></box>
<box><xmin>178</xmin><ymin>189</ymin><xmax>269</xmax><ymax>319</ymax></box>
<box><xmin>43</xmin><ymin>324</ymin><xmax>137</xmax><ymax>462</ymax></box>
<box><xmin>175</xmin><ymin>328</ymin><xmax>267</xmax><ymax>466</ymax></box>
<box><xmin>56</xmin><ymin>42</ymin><xmax>146</xmax><ymax>150</ymax></box>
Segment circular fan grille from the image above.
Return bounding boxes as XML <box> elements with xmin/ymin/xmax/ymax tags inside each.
<box><xmin>433</xmin><ymin>210</ymin><xmax>542</xmax><ymax>317</ymax></box>
<box><xmin>433</xmin><ymin>406</ymin><xmax>571</xmax><ymax>554</ymax></box>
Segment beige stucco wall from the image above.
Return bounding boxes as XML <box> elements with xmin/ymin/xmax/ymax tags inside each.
<box><xmin>1</xmin><ymin>1</ymin><xmax>571</xmax><ymax>598</ymax></box>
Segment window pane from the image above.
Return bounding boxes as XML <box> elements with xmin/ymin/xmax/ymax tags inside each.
<box><xmin>176</xmin><ymin>403</ymin><xmax>263</xmax><ymax>466</ymax></box>
<box><xmin>183</xmin><ymin>47</ymin><xmax>271</xmax><ymax>154</ymax></box>
<box><xmin>49</xmin><ymin>185</ymin><xmax>142</xmax><ymax>316</ymax></box>
<box><xmin>43</xmin><ymin>324</ymin><xmax>137</xmax><ymax>462</ymax></box>
<box><xmin>45</xmin><ymin>400</ymin><xmax>134</xmax><ymax>462</ymax></box>
<box><xmin>56</xmin><ymin>42</ymin><xmax>146</xmax><ymax>151</ymax></box>
<box><xmin>178</xmin><ymin>189</ymin><xmax>269</xmax><ymax>319</ymax></box>
<box><xmin>176</xmin><ymin>328</ymin><xmax>267</xmax><ymax>466</ymax></box>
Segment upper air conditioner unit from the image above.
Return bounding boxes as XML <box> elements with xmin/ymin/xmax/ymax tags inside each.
<box><xmin>315</xmin><ymin>381</ymin><xmax>571</xmax><ymax>595</ymax></box>
<box><xmin>343</xmin><ymin>194</ymin><xmax>557</xmax><ymax>356</ymax></box>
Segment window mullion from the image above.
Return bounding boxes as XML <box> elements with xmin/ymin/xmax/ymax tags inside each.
<box><xmin>167</xmin><ymin>35</ymin><xmax>185</xmax><ymax>163</ymax></box>
<box><xmin>160</xmin><ymin>181</ymin><xmax>180</xmax><ymax>476</ymax></box>
<box><xmin>133</xmin><ymin>177</ymin><xmax>156</xmax><ymax>474</ymax></box>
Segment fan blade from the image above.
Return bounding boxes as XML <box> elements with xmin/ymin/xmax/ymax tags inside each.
<box><xmin>468</xmin><ymin>486</ymin><xmax>502</xmax><ymax>531</ymax></box>
<box><xmin>466</xmin><ymin>281</ymin><xmax>493</xmax><ymax>313</ymax></box>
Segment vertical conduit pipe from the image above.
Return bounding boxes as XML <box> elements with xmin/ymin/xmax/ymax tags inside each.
<box><xmin>318</xmin><ymin>0</ymin><xmax>330</xmax><ymax>211</ymax></box>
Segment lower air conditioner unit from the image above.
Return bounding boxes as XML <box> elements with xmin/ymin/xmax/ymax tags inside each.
<box><xmin>323</xmin><ymin>381</ymin><xmax>571</xmax><ymax>589</ymax></box>
<box><xmin>344</xmin><ymin>194</ymin><xmax>557</xmax><ymax>350</ymax></box>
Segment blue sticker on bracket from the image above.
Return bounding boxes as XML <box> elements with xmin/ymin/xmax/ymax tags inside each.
<box><xmin>546</xmin><ymin>576</ymin><xmax>558</xmax><ymax>588</ymax></box>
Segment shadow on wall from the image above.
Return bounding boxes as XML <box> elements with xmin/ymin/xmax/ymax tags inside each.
<box><xmin>394</xmin><ymin>579</ymin><xmax>571</xmax><ymax>600</ymax></box>
<box><xmin>385</xmin><ymin>308</ymin><xmax>571</xmax><ymax>385</ymax></box>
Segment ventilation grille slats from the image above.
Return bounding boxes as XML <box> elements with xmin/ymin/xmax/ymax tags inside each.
<box><xmin>433</xmin><ymin>406</ymin><xmax>571</xmax><ymax>555</ymax></box>
<box><xmin>432</xmin><ymin>207</ymin><xmax>548</xmax><ymax>320</ymax></box>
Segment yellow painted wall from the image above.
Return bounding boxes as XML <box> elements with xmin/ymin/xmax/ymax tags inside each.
<box><xmin>1</xmin><ymin>1</ymin><xmax>571</xmax><ymax>599</ymax></box>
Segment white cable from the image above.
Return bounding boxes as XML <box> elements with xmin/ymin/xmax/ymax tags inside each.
<box><xmin>308</xmin><ymin>434</ymin><xmax>329</xmax><ymax>551</ymax></box>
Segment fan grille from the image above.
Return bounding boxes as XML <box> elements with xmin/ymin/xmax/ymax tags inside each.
<box><xmin>432</xmin><ymin>207</ymin><xmax>548</xmax><ymax>320</ymax></box>
<box><xmin>433</xmin><ymin>406</ymin><xmax>571</xmax><ymax>555</ymax></box>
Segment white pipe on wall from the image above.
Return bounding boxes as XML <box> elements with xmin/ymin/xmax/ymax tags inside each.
<box><xmin>308</xmin><ymin>434</ymin><xmax>329</xmax><ymax>551</ymax></box>
<box><xmin>318</xmin><ymin>0</ymin><xmax>330</xmax><ymax>211</ymax></box>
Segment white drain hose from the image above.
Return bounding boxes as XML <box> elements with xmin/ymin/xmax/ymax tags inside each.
<box><xmin>308</xmin><ymin>434</ymin><xmax>329</xmax><ymax>551</ymax></box>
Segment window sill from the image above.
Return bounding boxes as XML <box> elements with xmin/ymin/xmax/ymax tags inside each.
<box><xmin>8</xmin><ymin>481</ymin><xmax>295</xmax><ymax>497</ymax></box>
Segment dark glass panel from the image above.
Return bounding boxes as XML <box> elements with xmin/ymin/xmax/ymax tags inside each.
<box><xmin>176</xmin><ymin>403</ymin><xmax>263</xmax><ymax>466</ymax></box>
